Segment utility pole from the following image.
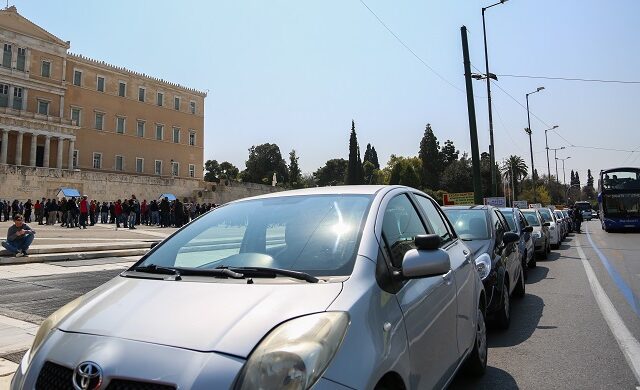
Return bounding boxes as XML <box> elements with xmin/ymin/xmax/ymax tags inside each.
<box><xmin>525</xmin><ymin>87</ymin><xmax>544</xmax><ymax>202</ymax></box>
<box><xmin>544</xmin><ymin>125</ymin><xmax>558</xmax><ymax>181</ymax></box>
<box><xmin>461</xmin><ymin>26</ymin><xmax>483</xmax><ymax>205</ymax></box>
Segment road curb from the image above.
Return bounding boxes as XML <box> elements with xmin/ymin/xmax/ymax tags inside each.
<box><xmin>0</xmin><ymin>248</ymin><xmax>148</xmax><ymax>265</ymax></box>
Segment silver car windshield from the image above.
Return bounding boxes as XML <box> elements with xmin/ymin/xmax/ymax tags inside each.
<box><xmin>138</xmin><ymin>194</ymin><xmax>373</xmax><ymax>277</ymax></box>
<box><xmin>538</xmin><ymin>208</ymin><xmax>553</xmax><ymax>222</ymax></box>
<box><xmin>522</xmin><ymin>212</ymin><xmax>541</xmax><ymax>226</ymax></box>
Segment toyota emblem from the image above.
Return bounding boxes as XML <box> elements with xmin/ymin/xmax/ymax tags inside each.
<box><xmin>72</xmin><ymin>361</ymin><xmax>103</xmax><ymax>390</ymax></box>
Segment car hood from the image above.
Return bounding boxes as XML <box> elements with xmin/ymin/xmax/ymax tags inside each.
<box><xmin>464</xmin><ymin>239</ymin><xmax>493</xmax><ymax>261</ymax></box>
<box><xmin>57</xmin><ymin>276</ymin><xmax>343</xmax><ymax>358</ymax></box>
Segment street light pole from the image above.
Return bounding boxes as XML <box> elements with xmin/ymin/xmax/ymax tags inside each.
<box><xmin>525</xmin><ymin>86</ymin><xmax>544</xmax><ymax>202</ymax></box>
<box><xmin>481</xmin><ymin>0</ymin><xmax>508</xmax><ymax>197</ymax></box>
<box><xmin>544</xmin><ymin>125</ymin><xmax>559</xmax><ymax>181</ymax></box>
<box><xmin>551</xmin><ymin>146</ymin><xmax>565</xmax><ymax>181</ymax></box>
<box><xmin>557</xmin><ymin>156</ymin><xmax>571</xmax><ymax>185</ymax></box>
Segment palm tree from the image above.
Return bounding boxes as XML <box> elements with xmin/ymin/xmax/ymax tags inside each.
<box><xmin>500</xmin><ymin>155</ymin><xmax>528</xmax><ymax>197</ymax></box>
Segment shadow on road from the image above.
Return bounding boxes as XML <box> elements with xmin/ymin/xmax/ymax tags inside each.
<box><xmin>525</xmin><ymin>265</ymin><xmax>549</xmax><ymax>284</ymax></box>
<box><xmin>488</xmin><ymin>293</ymin><xmax>544</xmax><ymax>348</ymax></box>
<box><xmin>449</xmin><ymin>366</ymin><xmax>518</xmax><ymax>389</ymax></box>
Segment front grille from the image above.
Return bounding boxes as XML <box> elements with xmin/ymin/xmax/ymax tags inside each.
<box><xmin>35</xmin><ymin>361</ymin><xmax>73</xmax><ymax>390</ymax></box>
<box><xmin>106</xmin><ymin>379</ymin><xmax>176</xmax><ymax>390</ymax></box>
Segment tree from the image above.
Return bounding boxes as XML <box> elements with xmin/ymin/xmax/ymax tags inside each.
<box><xmin>363</xmin><ymin>143</ymin><xmax>380</xmax><ymax>170</ymax></box>
<box><xmin>441</xmin><ymin>157</ymin><xmax>472</xmax><ymax>193</ymax></box>
<box><xmin>370</xmin><ymin>146</ymin><xmax>380</xmax><ymax>169</ymax></box>
<box><xmin>204</xmin><ymin>159</ymin><xmax>221</xmax><ymax>182</ymax></box>
<box><xmin>314</xmin><ymin>158</ymin><xmax>348</xmax><ymax>187</ymax></box>
<box><xmin>418</xmin><ymin>124</ymin><xmax>442</xmax><ymax>189</ymax></box>
<box><xmin>440</xmin><ymin>140</ymin><xmax>459</xmax><ymax>169</ymax></box>
<box><xmin>347</xmin><ymin>120</ymin><xmax>365</xmax><ymax>184</ymax></box>
<box><xmin>519</xmin><ymin>185</ymin><xmax>551</xmax><ymax>205</ymax></box>
<box><xmin>500</xmin><ymin>155</ymin><xmax>528</xmax><ymax>197</ymax></box>
<box><xmin>219</xmin><ymin>161</ymin><xmax>239</xmax><ymax>180</ymax></box>
<box><xmin>388</xmin><ymin>156</ymin><xmax>422</xmax><ymax>189</ymax></box>
<box><xmin>242</xmin><ymin>143</ymin><xmax>288</xmax><ymax>185</ymax></box>
<box><xmin>583</xmin><ymin>169</ymin><xmax>596</xmax><ymax>200</ymax></box>
<box><xmin>570</xmin><ymin>170</ymin><xmax>576</xmax><ymax>186</ymax></box>
<box><xmin>288</xmin><ymin>150</ymin><xmax>302</xmax><ymax>188</ymax></box>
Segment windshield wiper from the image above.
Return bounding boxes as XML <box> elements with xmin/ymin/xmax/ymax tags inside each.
<box><xmin>216</xmin><ymin>266</ymin><xmax>319</xmax><ymax>283</ymax></box>
<box><xmin>132</xmin><ymin>264</ymin><xmax>244</xmax><ymax>279</ymax></box>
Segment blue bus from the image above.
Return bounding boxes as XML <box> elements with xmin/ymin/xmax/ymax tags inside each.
<box><xmin>598</xmin><ymin>167</ymin><xmax>640</xmax><ymax>231</ymax></box>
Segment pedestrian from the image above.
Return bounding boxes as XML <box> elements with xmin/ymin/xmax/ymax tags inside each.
<box><xmin>79</xmin><ymin>196</ymin><xmax>89</xmax><ymax>229</ymax></box>
<box><xmin>141</xmin><ymin>199</ymin><xmax>148</xmax><ymax>225</ymax></box>
<box><xmin>128</xmin><ymin>198</ymin><xmax>138</xmax><ymax>230</ymax></box>
<box><xmin>34</xmin><ymin>199</ymin><xmax>43</xmax><ymax>225</ymax></box>
<box><xmin>23</xmin><ymin>199</ymin><xmax>32</xmax><ymax>223</ymax></box>
<box><xmin>150</xmin><ymin>200</ymin><xmax>159</xmax><ymax>226</ymax></box>
<box><xmin>48</xmin><ymin>199</ymin><xmax>58</xmax><ymax>225</ymax></box>
<box><xmin>115</xmin><ymin>200</ymin><xmax>123</xmax><ymax>228</ymax></box>
<box><xmin>89</xmin><ymin>200</ymin><xmax>97</xmax><ymax>226</ymax></box>
<box><xmin>121</xmin><ymin>199</ymin><xmax>130</xmax><ymax>228</ymax></box>
<box><xmin>160</xmin><ymin>197</ymin><xmax>170</xmax><ymax>227</ymax></box>
<box><xmin>1</xmin><ymin>214</ymin><xmax>36</xmax><ymax>257</ymax></box>
<box><xmin>101</xmin><ymin>202</ymin><xmax>109</xmax><ymax>224</ymax></box>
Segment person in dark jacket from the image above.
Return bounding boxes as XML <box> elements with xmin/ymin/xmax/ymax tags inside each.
<box><xmin>2</xmin><ymin>214</ymin><xmax>35</xmax><ymax>257</ymax></box>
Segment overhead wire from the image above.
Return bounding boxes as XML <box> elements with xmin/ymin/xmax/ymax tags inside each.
<box><xmin>497</xmin><ymin>74</ymin><xmax>640</xmax><ymax>85</ymax></box>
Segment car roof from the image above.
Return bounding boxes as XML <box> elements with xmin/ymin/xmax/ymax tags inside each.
<box><xmin>228</xmin><ymin>185</ymin><xmax>400</xmax><ymax>203</ymax></box>
<box><xmin>442</xmin><ymin>205</ymin><xmax>489</xmax><ymax>210</ymax></box>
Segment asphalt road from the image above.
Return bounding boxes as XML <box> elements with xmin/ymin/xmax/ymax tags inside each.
<box><xmin>2</xmin><ymin>220</ymin><xmax>640</xmax><ymax>388</ymax></box>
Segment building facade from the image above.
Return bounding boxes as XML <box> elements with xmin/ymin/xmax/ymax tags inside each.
<box><xmin>0</xmin><ymin>6</ymin><xmax>205</xmax><ymax>182</ymax></box>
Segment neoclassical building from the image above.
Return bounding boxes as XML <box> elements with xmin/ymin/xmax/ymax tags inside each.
<box><xmin>0</xmin><ymin>6</ymin><xmax>206</xmax><ymax>180</ymax></box>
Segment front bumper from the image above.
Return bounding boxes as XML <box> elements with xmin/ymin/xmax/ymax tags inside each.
<box><xmin>533</xmin><ymin>237</ymin><xmax>545</xmax><ymax>252</ymax></box>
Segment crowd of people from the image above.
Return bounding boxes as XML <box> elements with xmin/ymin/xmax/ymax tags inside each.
<box><xmin>0</xmin><ymin>196</ymin><xmax>218</xmax><ymax>229</ymax></box>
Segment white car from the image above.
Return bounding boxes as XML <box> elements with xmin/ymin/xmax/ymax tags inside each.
<box><xmin>538</xmin><ymin>208</ymin><xmax>560</xmax><ymax>249</ymax></box>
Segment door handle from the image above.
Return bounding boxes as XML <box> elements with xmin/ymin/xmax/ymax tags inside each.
<box><xmin>442</xmin><ymin>270</ymin><xmax>453</xmax><ymax>286</ymax></box>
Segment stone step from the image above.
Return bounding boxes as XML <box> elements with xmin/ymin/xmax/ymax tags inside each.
<box><xmin>0</xmin><ymin>241</ymin><xmax>158</xmax><ymax>257</ymax></box>
<box><xmin>0</xmin><ymin>248</ymin><xmax>148</xmax><ymax>265</ymax></box>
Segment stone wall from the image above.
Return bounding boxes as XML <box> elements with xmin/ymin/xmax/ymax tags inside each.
<box><xmin>0</xmin><ymin>165</ymin><xmax>281</xmax><ymax>203</ymax></box>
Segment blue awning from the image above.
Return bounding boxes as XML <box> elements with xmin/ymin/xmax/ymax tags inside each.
<box><xmin>57</xmin><ymin>188</ymin><xmax>81</xmax><ymax>198</ymax></box>
<box><xmin>159</xmin><ymin>193</ymin><xmax>177</xmax><ymax>201</ymax></box>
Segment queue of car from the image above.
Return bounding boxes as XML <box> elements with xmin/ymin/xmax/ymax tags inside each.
<box><xmin>11</xmin><ymin>185</ymin><xmax>577</xmax><ymax>390</ymax></box>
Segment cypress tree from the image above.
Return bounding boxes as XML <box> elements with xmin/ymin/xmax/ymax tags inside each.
<box><xmin>370</xmin><ymin>146</ymin><xmax>380</xmax><ymax>169</ymax></box>
<box><xmin>418</xmin><ymin>124</ymin><xmax>442</xmax><ymax>189</ymax></box>
<box><xmin>347</xmin><ymin>120</ymin><xmax>364</xmax><ymax>184</ymax></box>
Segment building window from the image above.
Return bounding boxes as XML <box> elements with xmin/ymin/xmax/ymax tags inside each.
<box><xmin>138</xmin><ymin>87</ymin><xmax>145</xmax><ymax>102</ymax></box>
<box><xmin>0</xmin><ymin>84</ymin><xmax>8</xmax><ymax>107</ymax></box>
<box><xmin>116</xmin><ymin>117</ymin><xmax>125</xmax><ymax>134</ymax></box>
<box><xmin>115</xmin><ymin>155</ymin><xmax>124</xmax><ymax>171</ymax></box>
<box><xmin>37</xmin><ymin>100</ymin><xmax>49</xmax><ymax>115</ymax></box>
<box><xmin>157</xmin><ymin>92</ymin><xmax>163</xmax><ymax>106</ymax></box>
<box><xmin>137</xmin><ymin>120</ymin><xmax>145</xmax><ymax>137</ymax></box>
<box><xmin>73</xmin><ymin>70</ymin><xmax>82</xmax><ymax>86</ymax></box>
<box><xmin>172</xmin><ymin>127</ymin><xmax>180</xmax><ymax>143</ymax></box>
<box><xmin>16</xmin><ymin>48</ymin><xmax>25</xmax><ymax>71</ymax></box>
<box><xmin>92</xmin><ymin>153</ymin><xmax>102</xmax><ymax>169</ymax></box>
<box><xmin>190</xmin><ymin>101</ymin><xmax>196</xmax><ymax>114</ymax></box>
<box><xmin>172</xmin><ymin>161</ymin><xmax>179</xmax><ymax>176</ymax></box>
<box><xmin>189</xmin><ymin>131</ymin><xmax>196</xmax><ymax>146</ymax></box>
<box><xmin>71</xmin><ymin>108</ymin><xmax>81</xmax><ymax>126</ymax></box>
<box><xmin>118</xmin><ymin>81</ymin><xmax>126</xmax><ymax>97</ymax></box>
<box><xmin>155</xmin><ymin>124</ymin><xmax>163</xmax><ymax>140</ymax></box>
<box><xmin>41</xmin><ymin>61</ymin><xmax>51</xmax><ymax>78</ymax></box>
<box><xmin>95</xmin><ymin>113</ymin><xmax>104</xmax><ymax>130</ymax></box>
<box><xmin>12</xmin><ymin>87</ymin><xmax>22</xmax><ymax>110</ymax></box>
<box><xmin>155</xmin><ymin>160</ymin><xmax>162</xmax><ymax>175</ymax></box>
<box><xmin>73</xmin><ymin>150</ymin><xmax>79</xmax><ymax>168</ymax></box>
<box><xmin>136</xmin><ymin>158</ymin><xmax>144</xmax><ymax>173</ymax></box>
<box><xmin>2</xmin><ymin>44</ymin><xmax>11</xmax><ymax>68</ymax></box>
<box><xmin>174</xmin><ymin>96</ymin><xmax>180</xmax><ymax>110</ymax></box>
<box><xmin>189</xmin><ymin>164</ymin><xmax>195</xmax><ymax>178</ymax></box>
<box><xmin>97</xmin><ymin>76</ymin><xmax>105</xmax><ymax>92</ymax></box>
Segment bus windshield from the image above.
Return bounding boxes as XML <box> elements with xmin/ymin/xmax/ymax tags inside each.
<box><xmin>600</xmin><ymin>169</ymin><xmax>640</xmax><ymax>191</ymax></box>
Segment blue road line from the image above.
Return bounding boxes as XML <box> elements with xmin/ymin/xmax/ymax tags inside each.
<box><xmin>585</xmin><ymin>226</ymin><xmax>640</xmax><ymax>317</ymax></box>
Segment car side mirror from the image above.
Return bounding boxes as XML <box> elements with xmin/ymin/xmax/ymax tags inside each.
<box><xmin>401</xmin><ymin>237</ymin><xmax>450</xmax><ymax>279</ymax></box>
<box><xmin>150</xmin><ymin>241</ymin><xmax>160</xmax><ymax>249</ymax></box>
<box><xmin>415</xmin><ymin>234</ymin><xmax>441</xmax><ymax>250</ymax></box>
<box><xmin>523</xmin><ymin>226</ymin><xmax>533</xmax><ymax>233</ymax></box>
<box><xmin>543</xmin><ymin>222</ymin><xmax>551</xmax><ymax>227</ymax></box>
<box><xmin>502</xmin><ymin>232</ymin><xmax>519</xmax><ymax>244</ymax></box>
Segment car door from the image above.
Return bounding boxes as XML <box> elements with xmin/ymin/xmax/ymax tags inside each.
<box><xmin>381</xmin><ymin>193</ymin><xmax>458</xmax><ymax>389</ymax></box>
<box><xmin>518</xmin><ymin>211</ymin><xmax>534</xmax><ymax>260</ymax></box>
<box><xmin>413</xmin><ymin>194</ymin><xmax>476</xmax><ymax>359</ymax></box>
<box><xmin>495</xmin><ymin>210</ymin><xmax>519</xmax><ymax>291</ymax></box>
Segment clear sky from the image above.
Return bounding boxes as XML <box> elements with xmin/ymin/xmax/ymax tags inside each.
<box><xmin>14</xmin><ymin>0</ymin><xmax>640</xmax><ymax>185</ymax></box>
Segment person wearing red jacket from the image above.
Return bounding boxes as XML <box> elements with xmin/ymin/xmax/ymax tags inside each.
<box><xmin>114</xmin><ymin>200</ymin><xmax>123</xmax><ymax>228</ymax></box>
<box><xmin>79</xmin><ymin>196</ymin><xmax>89</xmax><ymax>229</ymax></box>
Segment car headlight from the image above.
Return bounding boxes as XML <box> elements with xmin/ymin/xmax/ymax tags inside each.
<box><xmin>26</xmin><ymin>296</ymin><xmax>82</xmax><ymax>366</ymax></box>
<box><xmin>549</xmin><ymin>226</ymin><xmax>555</xmax><ymax>230</ymax></box>
<box><xmin>235</xmin><ymin>312</ymin><xmax>349</xmax><ymax>390</ymax></box>
<box><xmin>533</xmin><ymin>232</ymin><xmax>542</xmax><ymax>238</ymax></box>
<box><xmin>474</xmin><ymin>253</ymin><xmax>492</xmax><ymax>281</ymax></box>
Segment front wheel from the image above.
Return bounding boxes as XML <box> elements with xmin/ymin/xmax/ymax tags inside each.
<box><xmin>463</xmin><ymin>306</ymin><xmax>488</xmax><ymax>376</ymax></box>
<box><xmin>514</xmin><ymin>267</ymin><xmax>525</xmax><ymax>298</ymax></box>
<box><xmin>494</xmin><ymin>281</ymin><xmax>511</xmax><ymax>330</ymax></box>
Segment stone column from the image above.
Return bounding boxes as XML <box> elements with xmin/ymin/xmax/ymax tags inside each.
<box><xmin>56</xmin><ymin>137</ymin><xmax>64</xmax><ymax>169</ymax></box>
<box><xmin>29</xmin><ymin>133</ymin><xmax>37</xmax><ymax>166</ymax></box>
<box><xmin>15</xmin><ymin>131</ymin><xmax>23</xmax><ymax>165</ymax></box>
<box><xmin>43</xmin><ymin>135</ymin><xmax>51</xmax><ymax>168</ymax></box>
<box><xmin>8</xmin><ymin>86</ymin><xmax>14</xmax><ymax>109</ymax></box>
<box><xmin>0</xmin><ymin>129</ymin><xmax>8</xmax><ymax>164</ymax></box>
<box><xmin>68</xmin><ymin>139</ymin><xmax>75</xmax><ymax>169</ymax></box>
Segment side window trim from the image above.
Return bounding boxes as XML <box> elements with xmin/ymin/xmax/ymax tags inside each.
<box><xmin>410</xmin><ymin>192</ymin><xmax>456</xmax><ymax>247</ymax></box>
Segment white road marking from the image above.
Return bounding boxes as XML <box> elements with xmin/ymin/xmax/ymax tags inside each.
<box><xmin>575</xmin><ymin>236</ymin><xmax>640</xmax><ymax>384</ymax></box>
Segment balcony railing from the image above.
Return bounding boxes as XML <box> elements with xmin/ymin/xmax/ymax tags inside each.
<box><xmin>0</xmin><ymin>106</ymin><xmax>74</xmax><ymax>126</ymax></box>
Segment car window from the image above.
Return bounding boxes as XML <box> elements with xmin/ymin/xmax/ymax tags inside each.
<box><xmin>414</xmin><ymin>195</ymin><xmax>453</xmax><ymax>245</ymax></box>
<box><xmin>443</xmin><ymin>209</ymin><xmax>490</xmax><ymax>240</ymax></box>
<box><xmin>518</xmin><ymin>212</ymin><xmax>528</xmax><ymax>230</ymax></box>
<box><xmin>139</xmin><ymin>194</ymin><xmax>373</xmax><ymax>277</ymax></box>
<box><xmin>500</xmin><ymin>210</ymin><xmax>517</xmax><ymax>232</ymax></box>
<box><xmin>522</xmin><ymin>211</ymin><xmax>541</xmax><ymax>226</ymax></box>
<box><xmin>538</xmin><ymin>208</ymin><xmax>554</xmax><ymax>222</ymax></box>
<box><xmin>382</xmin><ymin>194</ymin><xmax>427</xmax><ymax>268</ymax></box>
<box><xmin>492</xmin><ymin>210</ymin><xmax>506</xmax><ymax>241</ymax></box>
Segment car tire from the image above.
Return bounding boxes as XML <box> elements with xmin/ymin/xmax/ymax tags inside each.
<box><xmin>529</xmin><ymin>255</ymin><xmax>537</xmax><ymax>269</ymax></box>
<box><xmin>542</xmin><ymin>243</ymin><xmax>548</xmax><ymax>260</ymax></box>
<box><xmin>522</xmin><ymin>257</ymin><xmax>528</xmax><ymax>281</ymax></box>
<box><xmin>514</xmin><ymin>267</ymin><xmax>525</xmax><ymax>299</ymax></box>
<box><xmin>463</xmin><ymin>306</ymin><xmax>488</xmax><ymax>376</ymax></box>
<box><xmin>494</xmin><ymin>281</ymin><xmax>510</xmax><ymax>330</ymax></box>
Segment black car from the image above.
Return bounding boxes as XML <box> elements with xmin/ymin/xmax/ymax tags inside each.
<box><xmin>500</xmin><ymin>207</ymin><xmax>536</xmax><ymax>279</ymax></box>
<box><xmin>443</xmin><ymin>205</ymin><xmax>524</xmax><ymax>329</ymax></box>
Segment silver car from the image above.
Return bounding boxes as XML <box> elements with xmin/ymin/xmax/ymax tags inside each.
<box><xmin>12</xmin><ymin>186</ymin><xmax>486</xmax><ymax>390</ymax></box>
